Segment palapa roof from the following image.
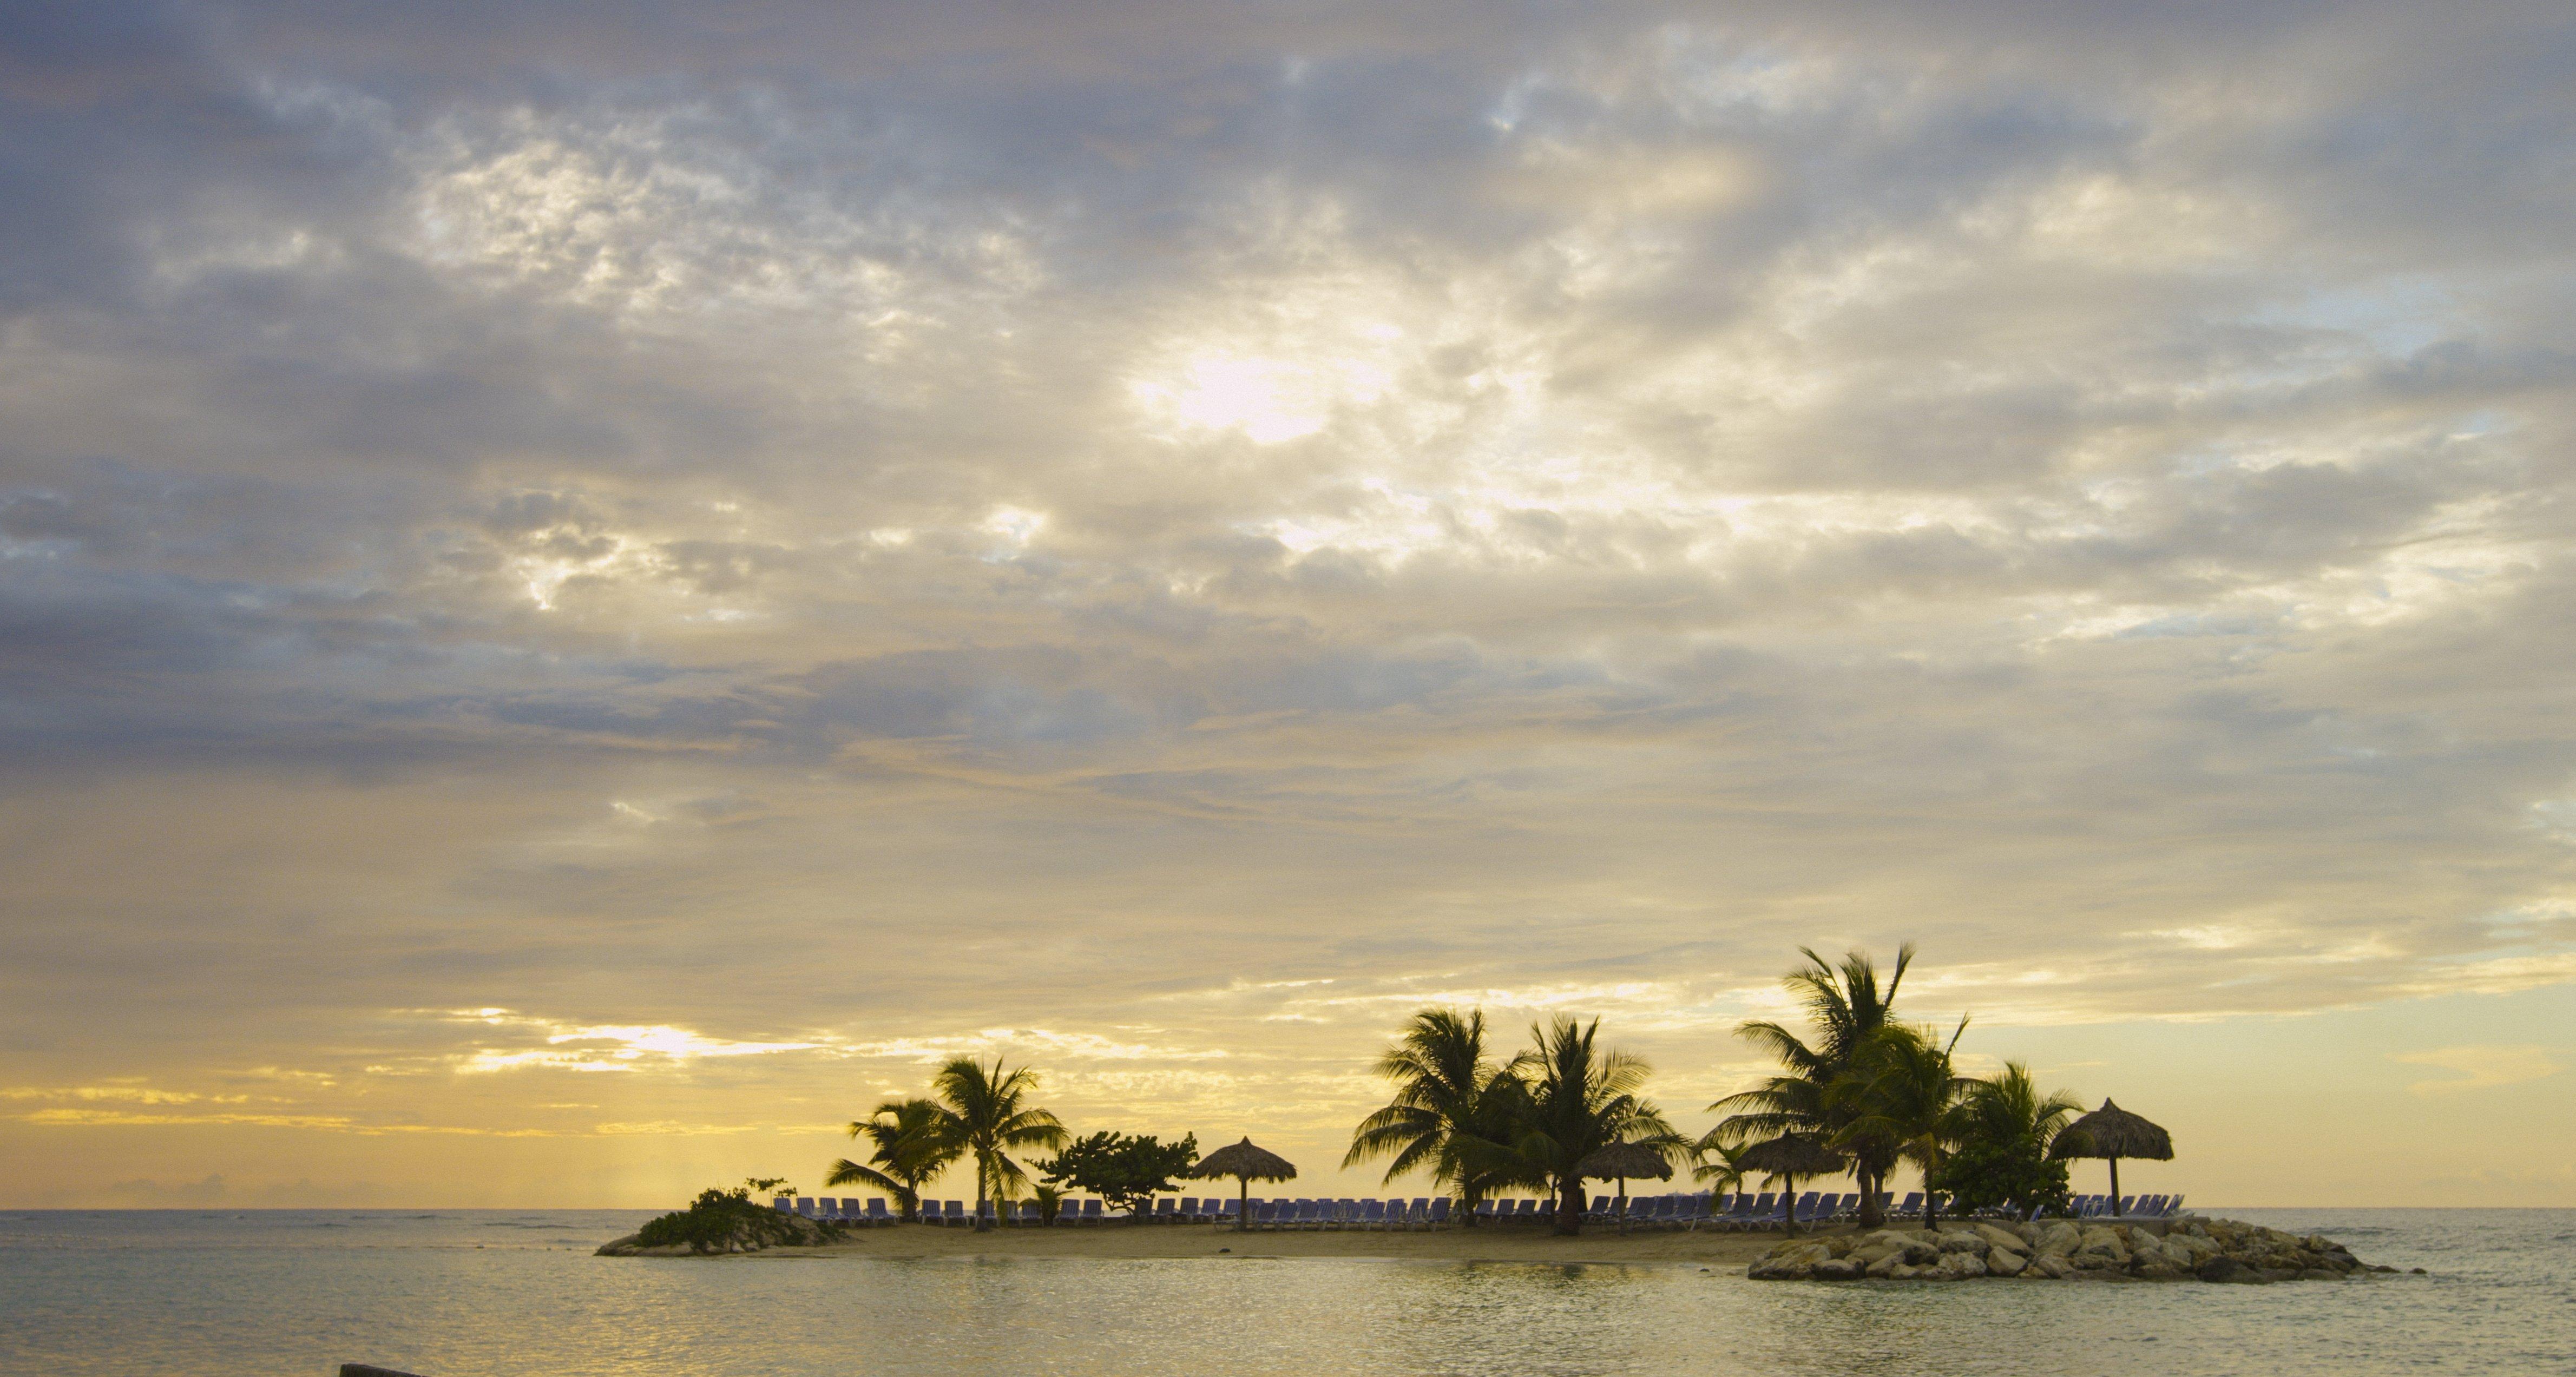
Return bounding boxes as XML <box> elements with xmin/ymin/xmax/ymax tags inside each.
<box><xmin>1187</xmin><ymin>1136</ymin><xmax>1298</xmax><ymax>1182</ymax></box>
<box><xmin>1736</xmin><ymin>1132</ymin><xmax>1845</xmax><ymax>1177</ymax></box>
<box><xmin>2051</xmin><ymin>1099</ymin><xmax>2174</xmax><ymax>1162</ymax></box>
<box><xmin>1575</xmin><ymin>1140</ymin><xmax>1675</xmax><ymax>1183</ymax></box>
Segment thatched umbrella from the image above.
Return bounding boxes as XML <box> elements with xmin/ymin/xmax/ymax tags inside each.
<box><xmin>1576</xmin><ymin>1140</ymin><xmax>1674</xmax><ymax>1233</ymax></box>
<box><xmin>1186</xmin><ymin>1137</ymin><xmax>1297</xmax><ymax>1231</ymax></box>
<box><xmin>2050</xmin><ymin>1099</ymin><xmax>2172</xmax><ymax>1214</ymax></box>
<box><xmin>1737</xmin><ymin>1134</ymin><xmax>1845</xmax><ymax>1236</ymax></box>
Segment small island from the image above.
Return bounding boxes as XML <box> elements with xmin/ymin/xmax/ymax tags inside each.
<box><xmin>598</xmin><ymin>944</ymin><xmax>2399</xmax><ymax>1283</ymax></box>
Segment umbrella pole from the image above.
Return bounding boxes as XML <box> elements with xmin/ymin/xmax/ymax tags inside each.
<box><xmin>1783</xmin><ymin>1175</ymin><xmax>1797</xmax><ymax>1237</ymax></box>
<box><xmin>2109</xmin><ymin>1157</ymin><xmax>2121</xmax><ymax>1215</ymax></box>
<box><xmin>1237</xmin><ymin>1177</ymin><xmax>1248</xmax><ymax>1232</ymax></box>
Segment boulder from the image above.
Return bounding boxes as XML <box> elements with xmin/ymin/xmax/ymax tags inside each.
<box><xmin>2034</xmin><ymin>1222</ymin><xmax>2080</xmax><ymax>1257</ymax></box>
<box><xmin>1973</xmin><ymin>1223</ymin><xmax>2028</xmax><ymax>1254</ymax></box>
<box><xmin>2196</xmin><ymin>1257</ymin><xmax>2266</xmax><ymax>1285</ymax></box>
<box><xmin>1851</xmin><ymin>1244</ymin><xmax>1900</xmax><ymax>1268</ymax></box>
<box><xmin>1812</xmin><ymin>1258</ymin><xmax>1864</xmax><ymax>1281</ymax></box>
<box><xmin>1948</xmin><ymin>1252</ymin><xmax>1989</xmax><ymax>1279</ymax></box>
<box><xmin>2134</xmin><ymin>1263</ymin><xmax>2192</xmax><ymax>1281</ymax></box>
<box><xmin>2030</xmin><ymin>1254</ymin><xmax>2077</xmax><ymax>1280</ymax></box>
<box><xmin>1866</xmin><ymin>1251</ymin><xmax>1907</xmax><ymax>1280</ymax></box>
<box><xmin>1749</xmin><ymin>1241</ymin><xmax>1836</xmax><ymax>1280</ymax></box>
<box><xmin>2160</xmin><ymin>1231</ymin><xmax>2219</xmax><ymax>1266</ymax></box>
<box><xmin>1986</xmin><ymin>1247</ymin><xmax>2028</xmax><ymax>1277</ymax></box>
<box><xmin>1936</xmin><ymin>1231</ymin><xmax>1986</xmax><ymax>1255</ymax></box>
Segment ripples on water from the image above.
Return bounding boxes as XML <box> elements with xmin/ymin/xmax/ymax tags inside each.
<box><xmin>0</xmin><ymin>1209</ymin><xmax>2567</xmax><ymax>1376</ymax></box>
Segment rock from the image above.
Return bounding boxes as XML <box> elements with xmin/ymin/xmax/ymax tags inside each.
<box><xmin>1749</xmin><ymin>1241</ymin><xmax>1836</xmax><ymax>1280</ymax></box>
<box><xmin>1851</xmin><ymin>1244</ymin><xmax>1900</xmax><ymax>1267</ymax></box>
<box><xmin>2030</xmin><ymin>1254</ymin><xmax>2077</xmax><ymax>1280</ymax></box>
<box><xmin>1948</xmin><ymin>1252</ymin><xmax>1989</xmax><ymax>1279</ymax></box>
<box><xmin>2134</xmin><ymin>1263</ymin><xmax>2192</xmax><ymax>1281</ymax></box>
<box><xmin>2076</xmin><ymin>1225</ymin><xmax>2128</xmax><ymax>1262</ymax></box>
<box><xmin>1866</xmin><ymin>1251</ymin><xmax>1906</xmax><ymax>1280</ymax></box>
<box><xmin>1811</xmin><ymin>1259</ymin><xmax>1864</xmax><ymax>1281</ymax></box>
<box><xmin>1973</xmin><ymin>1223</ymin><xmax>2028</xmax><ymax>1254</ymax></box>
<box><xmin>1936</xmin><ymin>1231</ymin><xmax>1985</xmax><ymax>1255</ymax></box>
<box><xmin>2160</xmin><ymin>1231</ymin><xmax>2219</xmax><ymax>1266</ymax></box>
<box><xmin>2034</xmin><ymin>1222</ymin><xmax>2080</xmax><ymax>1257</ymax></box>
<box><xmin>1986</xmin><ymin>1248</ymin><xmax>2028</xmax><ymax>1277</ymax></box>
<box><xmin>2197</xmin><ymin>1257</ymin><xmax>2265</xmax><ymax>1284</ymax></box>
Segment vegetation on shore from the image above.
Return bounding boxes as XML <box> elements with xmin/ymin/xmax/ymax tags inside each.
<box><xmin>632</xmin><ymin>1178</ymin><xmax>840</xmax><ymax>1253</ymax></box>
<box><xmin>738</xmin><ymin>945</ymin><xmax>2160</xmax><ymax>1243</ymax></box>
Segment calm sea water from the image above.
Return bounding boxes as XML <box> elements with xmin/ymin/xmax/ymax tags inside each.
<box><xmin>0</xmin><ymin>1208</ymin><xmax>2567</xmax><ymax>1376</ymax></box>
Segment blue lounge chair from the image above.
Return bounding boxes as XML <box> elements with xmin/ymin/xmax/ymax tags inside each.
<box><xmin>1471</xmin><ymin>1198</ymin><xmax>1495</xmax><ymax>1220</ymax></box>
<box><xmin>866</xmin><ymin>1198</ymin><xmax>890</xmax><ymax>1225</ymax></box>
<box><xmin>1790</xmin><ymin>1191</ymin><xmax>1817</xmax><ymax>1224</ymax></box>
<box><xmin>943</xmin><ymin>1200</ymin><xmax>967</xmax><ymax>1226</ymax></box>
<box><xmin>1218</xmin><ymin>1198</ymin><xmax>1240</xmax><ymax>1223</ymax></box>
<box><xmin>1428</xmin><ymin>1198</ymin><xmax>1450</xmax><ymax>1227</ymax></box>
<box><xmin>773</xmin><ymin>1196</ymin><xmax>793</xmax><ymax>1213</ymax></box>
<box><xmin>1155</xmin><ymin>1198</ymin><xmax>1178</xmax><ymax>1221</ymax></box>
<box><xmin>1362</xmin><ymin>1200</ymin><xmax>1385</xmax><ymax>1227</ymax></box>
<box><xmin>1897</xmin><ymin>1192</ymin><xmax>1923</xmax><ymax>1217</ymax></box>
<box><xmin>794</xmin><ymin>1197</ymin><xmax>815</xmax><ymax>1217</ymax></box>
<box><xmin>1081</xmin><ymin>1199</ymin><xmax>1104</xmax><ymax>1223</ymax></box>
<box><xmin>1515</xmin><ymin>1199</ymin><xmax>1540</xmax><ymax>1221</ymax></box>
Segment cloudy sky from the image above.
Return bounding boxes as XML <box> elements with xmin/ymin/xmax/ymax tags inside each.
<box><xmin>3</xmin><ymin>1</ymin><xmax>2572</xmax><ymax>1210</ymax></box>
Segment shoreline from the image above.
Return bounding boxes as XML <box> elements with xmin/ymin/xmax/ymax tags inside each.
<box><xmin>601</xmin><ymin>1219</ymin><xmax>1787</xmax><ymax>1265</ymax></box>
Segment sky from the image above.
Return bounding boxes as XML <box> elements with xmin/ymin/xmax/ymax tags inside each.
<box><xmin>2</xmin><ymin>0</ymin><xmax>2573</xmax><ymax>1210</ymax></box>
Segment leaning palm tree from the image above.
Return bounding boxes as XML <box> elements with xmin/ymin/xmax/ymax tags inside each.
<box><xmin>1708</xmin><ymin>944</ymin><xmax>1914</xmax><ymax>1226</ymax></box>
<box><xmin>1832</xmin><ymin>1020</ymin><xmax>1975</xmax><ymax>1226</ymax></box>
<box><xmin>929</xmin><ymin>1055</ymin><xmax>1067</xmax><ymax>1231</ymax></box>
<box><xmin>1471</xmin><ymin>1016</ymin><xmax>1678</xmax><ymax>1235</ymax></box>
<box><xmin>1344</xmin><ymin>1007</ymin><xmax>1519</xmax><ymax>1222</ymax></box>
<box><xmin>825</xmin><ymin>1096</ymin><xmax>961</xmax><ymax>1222</ymax></box>
<box><xmin>1692</xmin><ymin>1137</ymin><xmax>1755</xmax><ymax>1203</ymax></box>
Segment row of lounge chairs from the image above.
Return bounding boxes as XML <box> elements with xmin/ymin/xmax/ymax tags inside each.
<box><xmin>776</xmin><ymin>1189</ymin><xmax>2187</xmax><ymax>1229</ymax></box>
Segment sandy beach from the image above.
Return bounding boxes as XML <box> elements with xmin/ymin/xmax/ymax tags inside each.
<box><xmin>679</xmin><ymin>1222</ymin><xmax>1790</xmax><ymax>1266</ymax></box>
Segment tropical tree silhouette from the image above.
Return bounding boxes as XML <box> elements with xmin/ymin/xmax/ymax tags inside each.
<box><xmin>930</xmin><ymin>1056</ymin><xmax>1067</xmax><ymax>1230</ymax></box>
<box><xmin>1472</xmin><ymin>1016</ymin><xmax>1678</xmax><ymax>1235</ymax></box>
<box><xmin>1344</xmin><ymin>1007</ymin><xmax>1519</xmax><ymax>1222</ymax></box>
<box><xmin>1936</xmin><ymin>1062</ymin><xmax>2084</xmax><ymax>1220</ymax></box>
<box><xmin>1708</xmin><ymin>944</ymin><xmax>1914</xmax><ymax>1227</ymax></box>
<box><xmin>1834</xmin><ymin>1019</ymin><xmax>1975</xmax><ymax>1225</ymax></box>
<box><xmin>825</xmin><ymin>1097</ymin><xmax>959</xmax><ymax>1222</ymax></box>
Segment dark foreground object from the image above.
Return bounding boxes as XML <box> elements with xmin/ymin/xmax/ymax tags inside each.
<box><xmin>341</xmin><ymin>1366</ymin><xmax>425</xmax><ymax>1377</ymax></box>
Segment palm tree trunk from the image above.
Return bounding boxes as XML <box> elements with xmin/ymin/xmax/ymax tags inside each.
<box><xmin>1555</xmin><ymin>1178</ymin><xmax>1582</xmax><ymax>1236</ymax></box>
<box><xmin>975</xmin><ymin>1157</ymin><xmax>991</xmax><ymax>1232</ymax></box>
<box><xmin>1857</xmin><ymin>1167</ymin><xmax>1883</xmax><ymax>1228</ymax></box>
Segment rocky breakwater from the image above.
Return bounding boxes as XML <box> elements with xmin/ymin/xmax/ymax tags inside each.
<box><xmin>1749</xmin><ymin>1217</ymin><xmax>2396</xmax><ymax>1284</ymax></box>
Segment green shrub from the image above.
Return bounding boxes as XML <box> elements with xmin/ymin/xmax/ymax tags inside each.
<box><xmin>635</xmin><ymin>1184</ymin><xmax>826</xmax><ymax>1251</ymax></box>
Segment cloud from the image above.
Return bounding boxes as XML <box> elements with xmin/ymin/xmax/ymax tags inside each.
<box><xmin>2394</xmin><ymin>1044</ymin><xmax>2564</xmax><ymax>1095</ymax></box>
<box><xmin>2</xmin><ymin>0</ymin><xmax>2574</xmax><ymax>1205</ymax></box>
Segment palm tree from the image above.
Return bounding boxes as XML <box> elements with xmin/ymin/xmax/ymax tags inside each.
<box><xmin>1692</xmin><ymin>1137</ymin><xmax>1754</xmax><ymax>1202</ymax></box>
<box><xmin>1955</xmin><ymin>1061</ymin><xmax>2085</xmax><ymax>1218</ymax></box>
<box><xmin>929</xmin><ymin>1055</ymin><xmax>1067</xmax><ymax>1231</ymax></box>
<box><xmin>1344</xmin><ymin>1007</ymin><xmax>1519</xmax><ymax>1222</ymax></box>
<box><xmin>1708</xmin><ymin>944</ymin><xmax>1914</xmax><ymax>1226</ymax></box>
<box><xmin>1834</xmin><ymin>1020</ymin><xmax>1975</xmax><ymax>1226</ymax></box>
<box><xmin>825</xmin><ymin>1097</ymin><xmax>959</xmax><ymax>1222</ymax></box>
<box><xmin>1477</xmin><ymin>1016</ymin><xmax>1678</xmax><ymax>1235</ymax></box>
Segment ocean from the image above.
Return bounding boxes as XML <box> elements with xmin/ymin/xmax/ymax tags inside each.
<box><xmin>1</xmin><ymin>1208</ymin><xmax>2567</xmax><ymax>1375</ymax></box>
